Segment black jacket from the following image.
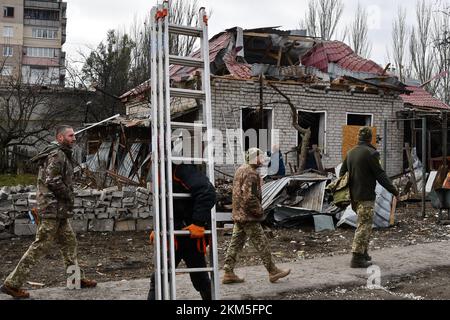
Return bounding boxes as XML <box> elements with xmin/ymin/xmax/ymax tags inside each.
<box><xmin>340</xmin><ymin>142</ymin><xmax>399</xmax><ymax>201</ymax></box>
<box><xmin>172</xmin><ymin>165</ymin><xmax>216</xmax><ymax>229</ymax></box>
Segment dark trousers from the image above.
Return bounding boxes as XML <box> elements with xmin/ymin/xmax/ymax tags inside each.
<box><xmin>148</xmin><ymin>237</ymin><xmax>211</xmax><ymax>300</ymax></box>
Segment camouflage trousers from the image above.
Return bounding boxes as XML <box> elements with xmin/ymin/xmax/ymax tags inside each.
<box><xmin>223</xmin><ymin>222</ymin><xmax>276</xmax><ymax>274</ymax></box>
<box><xmin>352</xmin><ymin>201</ymin><xmax>375</xmax><ymax>254</ymax></box>
<box><xmin>4</xmin><ymin>218</ymin><xmax>80</xmax><ymax>289</ymax></box>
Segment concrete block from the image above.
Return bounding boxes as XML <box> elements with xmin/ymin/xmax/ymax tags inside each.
<box><xmin>122</xmin><ymin>197</ymin><xmax>135</xmax><ymax>204</ymax></box>
<box><xmin>112</xmin><ymin>191</ymin><xmax>124</xmax><ymax>198</ymax></box>
<box><xmin>89</xmin><ymin>219</ymin><xmax>114</xmax><ymax>232</ymax></box>
<box><xmin>11</xmin><ymin>194</ymin><xmax>28</xmax><ymax>200</ymax></box>
<box><xmin>139</xmin><ymin>211</ymin><xmax>151</xmax><ymax>219</ymax></box>
<box><xmin>95</xmin><ymin>208</ymin><xmax>106</xmax><ymax>214</ymax></box>
<box><xmin>97</xmin><ymin>200</ymin><xmax>111</xmax><ymax>207</ymax></box>
<box><xmin>76</xmin><ymin>189</ymin><xmax>92</xmax><ymax>197</ymax></box>
<box><xmin>14</xmin><ymin>199</ymin><xmax>28</xmax><ymax>206</ymax></box>
<box><xmin>111</xmin><ymin>201</ymin><xmax>122</xmax><ymax>208</ymax></box>
<box><xmin>82</xmin><ymin>200</ymin><xmax>96</xmax><ymax>209</ymax></box>
<box><xmin>136</xmin><ymin>219</ymin><xmax>152</xmax><ymax>231</ymax></box>
<box><xmin>114</xmin><ymin>220</ymin><xmax>136</xmax><ymax>232</ymax></box>
<box><xmin>14</xmin><ymin>222</ymin><xmax>37</xmax><ymax>236</ymax></box>
<box><xmin>102</xmin><ymin>186</ymin><xmax>119</xmax><ymax>194</ymax></box>
<box><xmin>96</xmin><ymin>212</ymin><xmax>109</xmax><ymax>219</ymax></box>
<box><xmin>70</xmin><ymin>220</ymin><xmax>88</xmax><ymax>233</ymax></box>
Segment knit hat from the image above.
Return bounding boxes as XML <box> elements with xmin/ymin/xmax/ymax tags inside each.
<box><xmin>358</xmin><ymin>126</ymin><xmax>373</xmax><ymax>142</ymax></box>
<box><xmin>246</xmin><ymin>148</ymin><xmax>264</xmax><ymax>165</ymax></box>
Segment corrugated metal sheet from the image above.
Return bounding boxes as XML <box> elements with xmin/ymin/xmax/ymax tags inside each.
<box><xmin>299</xmin><ymin>181</ymin><xmax>327</xmax><ymax>212</ymax></box>
<box><xmin>262</xmin><ymin>173</ymin><xmax>329</xmax><ymax>210</ymax></box>
<box><xmin>86</xmin><ymin>142</ymin><xmax>112</xmax><ymax>172</ymax></box>
<box><xmin>337</xmin><ymin>183</ymin><xmax>394</xmax><ymax>228</ymax></box>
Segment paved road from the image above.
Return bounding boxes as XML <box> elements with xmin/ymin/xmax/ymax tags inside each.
<box><xmin>1</xmin><ymin>241</ymin><xmax>450</xmax><ymax>300</ymax></box>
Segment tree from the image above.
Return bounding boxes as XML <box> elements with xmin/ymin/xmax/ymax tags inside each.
<box><xmin>300</xmin><ymin>0</ymin><xmax>344</xmax><ymax>40</ymax></box>
<box><xmin>128</xmin><ymin>0</ymin><xmax>203</xmax><ymax>87</ymax></box>
<box><xmin>348</xmin><ymin>2</ymin><xmax>372</xmax><ymax>58</ymax></box>
<box><xmin>0</xmin><ymin>68</ymin><xmax>75</xmax><ymax>173</ymax></box>
<box><xmin>389</xmin><ymin>6</ymin><xmax>410</xmax><ymax>82</ymax></box>
<box><xmin>81</xmin><ymin>30</ymin><xmax>134</xmax><ymax>118</ymax></box>
<box><xmin>409</xmin><ymin>0</ymin><xmax>440</xmax><ymax>94</ymax></box>
<box><xmin>432</xmin><ymin>1</ymin><xmax>450</xmax><ymax>104</ymax></box>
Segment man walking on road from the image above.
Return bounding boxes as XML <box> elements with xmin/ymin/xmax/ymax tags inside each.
<box><xmin>340</xmin><ymin>127</ymin><xmax>399</xmax><ymax>269</ymax></box>
<box><xmin>1</xmin><ymin>125</ymin><xmax>97</xmax><ymax>299</ymax></box>
<box><xmin>222</xmin><ymin>148</ymin><xmax>290</xmax><ymax>285</ymax></box>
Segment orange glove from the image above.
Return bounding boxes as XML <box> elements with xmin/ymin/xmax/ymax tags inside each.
<box><xmin>149</xmin><ymin>231</ymin><xmax>155</xmax><ymax>244</ymax></box>
<box><xmin>182</xmin><ymin>224</ymin><xmax>205</xmax><ymax>239</ymax></box>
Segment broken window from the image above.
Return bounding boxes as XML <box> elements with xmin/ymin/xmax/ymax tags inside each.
<box><xmin>3</xmin><ymin>7</ymin><xmax>14</xmax><ymax>18</ymax></box>
<box><xmin>241</xmin><ymin>108</ymin><xmax>273</xmax><ymax>152</ymax></box>
<box><xmin>347</xmin><ymin>113</ymin><xmax>373</xmax><ymax>126</ymax></box>
<box><xmin>298</xmin><ymin>111</ymin><xmax>327</xmax><ymax>152</ymax></box>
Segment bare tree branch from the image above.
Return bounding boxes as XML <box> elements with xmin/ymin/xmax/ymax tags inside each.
<box><xmin>300</xmin><ymin>0</ymin><xmax>344</xmax><ymax>40</ymax></box>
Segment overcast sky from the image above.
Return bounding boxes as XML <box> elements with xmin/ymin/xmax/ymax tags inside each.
<box><xmin>66</xmin><ymin>0</ymin><xmax>421</xmax><ymax>67</ymax></box>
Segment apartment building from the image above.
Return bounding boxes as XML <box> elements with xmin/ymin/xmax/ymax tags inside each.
<box><xmin>0</xmin><ymin>0</ymin><xmax>66</xmax><ymax>86</ymax></box>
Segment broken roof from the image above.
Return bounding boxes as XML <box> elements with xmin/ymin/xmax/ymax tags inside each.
<box><xmin>400</xmin><ymin>86</ymin><xmax>450</xmax><ymax>111</ymax></box>
<box><xmin>300</xmin><ymin>41</ymin><xmax>384</xmax><ymax>75</ymax></box>
<box><xmin>120</xmin><ymin>27</ymin><xmax>402</xmax><ymax>101</ymax></box>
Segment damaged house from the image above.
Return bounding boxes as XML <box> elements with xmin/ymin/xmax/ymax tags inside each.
<box><xmin>119</xmin><ymin>27</ymin><xmax>418</xmax><ymax>179</ymax></box>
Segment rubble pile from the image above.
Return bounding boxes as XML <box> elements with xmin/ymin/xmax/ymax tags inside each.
<box><xmin>0</xmin><ymin>185</ymin><xmax>153</xmax><ymax>237</ymax></box>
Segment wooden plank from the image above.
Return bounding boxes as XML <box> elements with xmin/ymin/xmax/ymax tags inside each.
<box><xmin>342</xmin><ymin>126</ymin><xmax>377</xmax><ymax>160</ymax></box>
<box><xmin>389</xmin><ymin>196</ymin><xmax>397</xmax><ymax>226</ymax></box>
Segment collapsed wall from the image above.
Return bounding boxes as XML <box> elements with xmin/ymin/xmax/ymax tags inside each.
<box><xmin>0</xmin><ymin>185</ymin><xmax>152</xmax><ymax>237</ymax></box>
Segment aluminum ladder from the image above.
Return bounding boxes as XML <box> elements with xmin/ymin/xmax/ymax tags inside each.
<box><xmin>149</xmin><ymin>0</ymin><xmax>220</xmax><ymax>300</ymax></box>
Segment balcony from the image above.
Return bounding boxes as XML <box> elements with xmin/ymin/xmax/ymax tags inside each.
<box><xmin>24</xmin><ymin>18</ymin><xmax>60</xmax><ymax>27</ymax></box>
<box><xmin>24</xmin><ymin>1</ymin><xmax>61</xmax><ymax>10</ymax></box>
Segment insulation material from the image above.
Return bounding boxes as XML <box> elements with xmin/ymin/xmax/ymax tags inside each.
<box><xmin>337</xmin><ymin>182</ymin><xmax>395</xmax><ymax>229</ymax></box>
<box><xmin>342</xmin><ymin>126</ymin><xmax>377</xmax><ymax>160</ymax></box>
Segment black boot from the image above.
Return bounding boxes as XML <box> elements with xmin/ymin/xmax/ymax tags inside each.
<box><xmin>200</xmin><ymin>287</ymin><xmax>212</xmax><ymax>300</ymax></box>
<box><xmin>350</xmin><ymin>253</ymin><xmax>373</xmax><ymax>268</ymax></box>
<box><xmin>364</xmin><ymin>250</ymin><xmax>372</xmax><ymax>261</ymax></box>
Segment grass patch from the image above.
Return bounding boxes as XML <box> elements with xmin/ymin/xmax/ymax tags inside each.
<box><xmin>0</xmin><ymin>174</ymin><xmax>37</xmax><ymax>187</ymax></box>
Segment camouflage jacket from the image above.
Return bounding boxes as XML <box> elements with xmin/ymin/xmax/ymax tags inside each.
<box><xmin>33</xmin><ymin>142</ymin><xmax>75</xmax><ymax>219</ymax></box>
<box><xmin>232</xmin><ymin>164</ymin><xmax>264</xmax><ymax>223</ymax></box>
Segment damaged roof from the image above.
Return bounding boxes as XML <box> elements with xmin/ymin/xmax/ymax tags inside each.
<box><xmin>300</xmin><ymin>41</ymin><xmax>384</xmax><ymax>75</ymax></box>
<box><xmin>400</xmin><ymin>86</ymin><xmax>450</xmax><ymax>110</ymax></box>
<box><xmin>120</xmin><ymin>27</ymin><xmax>405</xmax><ymax>101</ymax></box>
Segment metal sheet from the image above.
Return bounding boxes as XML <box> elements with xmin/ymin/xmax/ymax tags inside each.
<box><xmin>117</xmin><ymin>143</ymin><xmax>142</xmax><ymax>182</ymax></box>
<box><xmin>299</xmin><ymin>181</ymin><xmax>327</xmax><ymax>212</ymax></box>
<box><xmin>86</xmin><ymin>142</ymin><xmax>112</xmax><ymax>172</ymax></box>
<box><xmin>337</xmin><ymin>182</ymin><xmax>394</xmax><ymax>228</ymax></box>
<box><xmin>262</xmin><ymin>174</ymin><xmax>329</xmax><ymax>211</ymax></box>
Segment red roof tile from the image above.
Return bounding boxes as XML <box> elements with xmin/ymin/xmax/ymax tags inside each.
<box><xmin>301</xmin><ymin>41</ymin><xmax>384</xmax><ymax>74</ymax></box>
<box><xmin>400</xmin><ymin>86</ymin><xmax>450</xmax><ymax>110</ymax></box>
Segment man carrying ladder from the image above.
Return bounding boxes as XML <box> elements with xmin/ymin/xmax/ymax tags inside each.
<box><xmin>148</xmin><ymin>1</ymin><xmax>221</xmax><ymax>300</ymax></box>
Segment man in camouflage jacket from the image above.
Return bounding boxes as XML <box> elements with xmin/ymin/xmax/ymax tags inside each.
<box><xmin>1</xmin><ymin>125</ymin><xmax>97</xmax><ymax>299</ymax></box>
<box><xmin>222</xmin><ymin>148</ymin><xmax>291</xmax><ymax>285</ymax></box>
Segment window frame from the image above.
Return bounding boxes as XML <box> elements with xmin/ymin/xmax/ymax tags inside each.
<box><xmin>3</xmin><ymin>7</ymin><xmax>14</xmax><ymax>18</ymax></box>
<box><xmin>3</xmin><ymin>46</ymin><xmax>13</xmax><ymax>57</ymax></box>
<box><xmin>346</xmin><ymin>112</ymin><xmax>374</xmax><ymax>127</ymax></box>
<box><xmin>3</xmin><ymin>26</ymin><xmax>14</xmax><ymax>38</ymax></box>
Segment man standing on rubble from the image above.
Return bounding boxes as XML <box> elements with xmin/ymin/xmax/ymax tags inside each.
<box><xmin>340</xmin><ymin>127</ymin><xmax>399</xmax><ymax>269</ymax></box>
<box><xmin>148</xmin><ymin>163</ymin><xmax>217</xmax><ymax>300</ymax></box>
<box><xmin>1</xmin><ymin>125</ymin><xmax>97</xmax><ymax>299</ymax></box>
<box><xmin>222</xmin><ymin>148</ymin><xmax>291</xmax><ymax>285</ymax></box>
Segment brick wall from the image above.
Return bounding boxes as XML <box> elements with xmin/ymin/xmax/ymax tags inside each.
<box><xmin>211</xmin><ymin>78</ymin><xmax>404</xmax><ymax>178</ymax></box>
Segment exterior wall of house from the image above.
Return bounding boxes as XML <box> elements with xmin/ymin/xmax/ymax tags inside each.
<box><xmin>211</xmin><ymin>77</ymin><xmax>404</xmax><ymax>178</ymax></box>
